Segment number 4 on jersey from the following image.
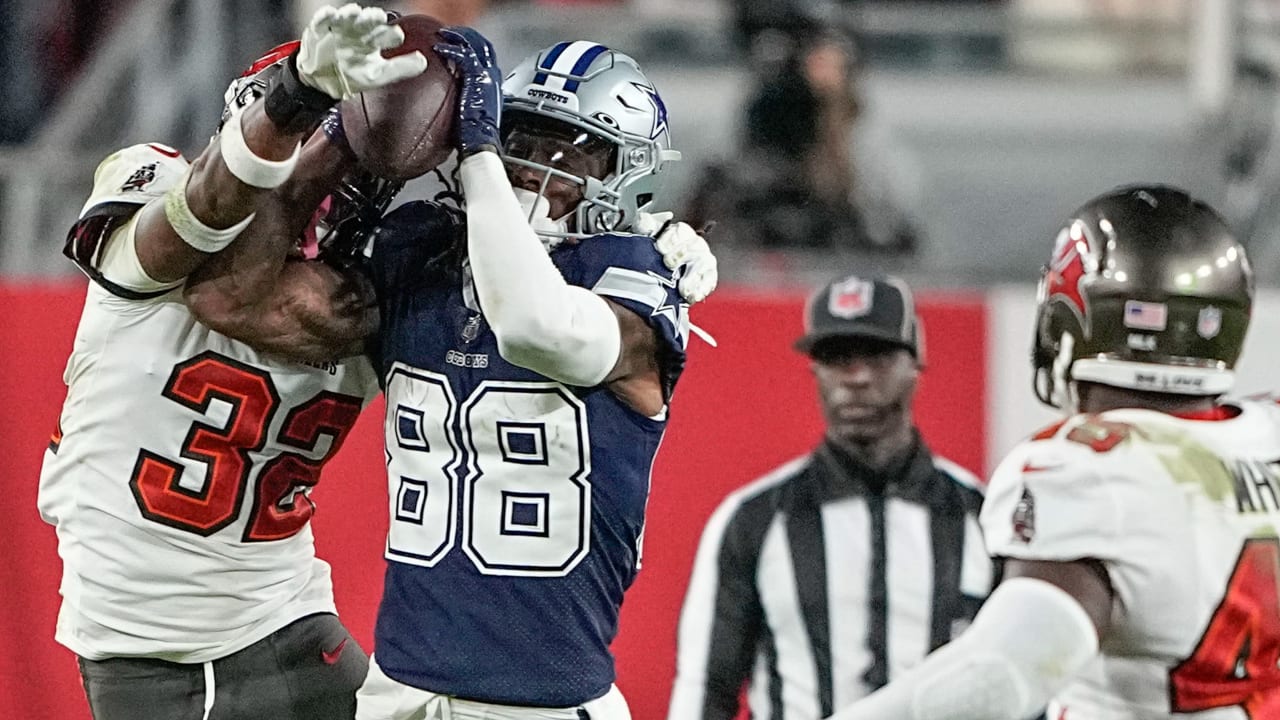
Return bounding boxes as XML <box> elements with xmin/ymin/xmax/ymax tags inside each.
<box><xmin>1170</xmin><ymin>537</ymin><xmax>1280</xmax><ymax>717</ymax></box>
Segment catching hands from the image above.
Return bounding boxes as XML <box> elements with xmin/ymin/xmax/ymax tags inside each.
<box><xmin>297</xmin><ymin>3</ymin><xmax>428</xmax><ymax>100</ymax></box>
<box><xmin>636</xmin><ymin>212</ymin><xmax>719</xmax><ymax>304</ymax></box>
<box><xmin>432</xmin><ymin>27</ymin><xmax>503</xmax><ymax>156</ymax></box>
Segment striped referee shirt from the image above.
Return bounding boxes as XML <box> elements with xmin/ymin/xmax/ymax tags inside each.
<box><xmin>669</xmin><ymin>436</ymin><xmax>995</xmax><ymax>720</ymax></box>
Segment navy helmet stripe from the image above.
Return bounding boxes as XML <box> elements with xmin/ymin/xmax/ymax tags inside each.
<box><xmin>562</xmin><ymin>44</ymin><xmax>609</xmax><ymax>93</ymax></box>
<box><xmin>532</xmin><ymin>41</ymin><xmax>573</xmax><ymax>85</ymax></box>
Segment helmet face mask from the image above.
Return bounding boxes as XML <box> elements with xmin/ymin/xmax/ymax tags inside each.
<box><xmin>1032</xmin><ymin>185</ymin><xmax>1254</xmax><ymax>410</ymax></box>
<box><xmin>501</xmin><ymin>41</ymin><xmax>681</xmax><ymax>244</ymax></box>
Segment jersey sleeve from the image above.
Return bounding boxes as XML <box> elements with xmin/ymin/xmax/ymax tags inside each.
<box><xmin>555</xmin><ymin>233</ymin><xmax>690</xmax><ymax>396</ymax></box>
<box><xmin>64</xmin><ymin>144</ymin><xmax>191</xmax><ymax>299</ymax></box>
<box><xmin>365</xmin><ymin>201</ymin><xmax>465</xmax><ymax>298</ymax></box>
<box><xmin>980</xmin><ymin>420</ymin><xmax>1128</xmax><ymax>563</ymax></box>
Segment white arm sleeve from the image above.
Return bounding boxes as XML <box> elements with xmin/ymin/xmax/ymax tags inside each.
<box><xmin>828</xmin><ymin>577</ymin><xmax>1099</xmax><ymax>720</ymax></box>
<box><xmin>459</xmin><ymin>152</ymin><xmax>621</xmax><ymax>386</ymax></box>
<box><xmin>96</xmin><ymin>204</ymin><xmax>183</xmax><ymax>293</ymax></box>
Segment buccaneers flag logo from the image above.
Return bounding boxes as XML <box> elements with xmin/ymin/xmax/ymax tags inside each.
<box><xmin>1043</xmin><ymin>221</ymin><xmax>1097</xmax><ymax>334</ymax></box>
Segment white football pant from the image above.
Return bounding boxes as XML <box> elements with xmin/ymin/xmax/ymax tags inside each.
<box><xmin>356</xmin><ymin>655</ymin><xmax>632</xmax><ymax>720</ymax></box>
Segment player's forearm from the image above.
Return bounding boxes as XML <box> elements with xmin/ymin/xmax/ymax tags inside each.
<box><xmin>827</xmin><ymin>578</ymin><xmax>1097</xmax><ymax>720</ymax></box>
<box><xmin>459</xmin><ymin>151</ymin><xmax>621</xmax><ymax>385</ymax></box>
<box><xmin>195</xmin><ymin>259</ymin><xmax>374</xmax><ymax>363</ymax></box>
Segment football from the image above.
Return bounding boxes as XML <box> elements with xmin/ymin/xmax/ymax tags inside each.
<box><xmin>340</xmin><ymin>14</ymin><xmax>458</xmax><ymax>180</ymax></box>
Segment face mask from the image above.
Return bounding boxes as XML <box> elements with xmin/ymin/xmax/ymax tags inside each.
<box><xmin>514</xmin><ymin>187</ymin><xmax>568</xmax><ymax>250</ymax></box>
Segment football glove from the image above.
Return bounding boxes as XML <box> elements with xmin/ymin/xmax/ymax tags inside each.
<box><xmin>297</xmin><ymin>3</ymin><xmax>428</xmax><ymax>100</ymax></box>
<box><xmin>432</xmin><ymin>27</ymin><xmax>503</xmax><ymax>156</ymax></box>
<box><xmin>636</xmin><ymin>211</ymin><xmax>719</xmax><ymax>305</ymax></box>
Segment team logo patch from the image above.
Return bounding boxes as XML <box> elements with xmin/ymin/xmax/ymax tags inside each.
<box><xmin>461</xmin><ymin>315</ymin><xmax>483</xmax><ymax>344</ymax></box>
<box><xmin>1012</xmin><ymin>487</ymin><xmax>1036</xmax><ymax>543</ymax></box>
<box><xmin>828</xmin><ymin>277</ymin><xmax>874</xmax><ymax>319</ymax></box>
<box><xmin>120</xmin><ymin>162</ymin><xmax>158</xmax><ymax>192</ymax></box>
<box><xmin>1123</xmin><ymin>300</ymin><xmax>1167</xmax><ymax>331</ymax></box>
<box><xmin>1198</xmin><ymin>306</ymin><xmax>1222</xmax><ymax>339</ymax></box>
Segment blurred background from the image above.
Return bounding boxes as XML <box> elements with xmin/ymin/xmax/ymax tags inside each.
<box><xmin>5</xmin><ymin>1</ymin><xmax>1280</xmax><ymax>718</ymax></box>
<box><xmin>3</xmin><ymin>0</ymin><xmax>1279</xmax><ymax>286</ymax></box>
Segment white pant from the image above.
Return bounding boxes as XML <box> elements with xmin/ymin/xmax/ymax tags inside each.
<box><xmin>356</xmin><ymin>655</ymin><xmax>633</xmax><ymax>720</ymax></box>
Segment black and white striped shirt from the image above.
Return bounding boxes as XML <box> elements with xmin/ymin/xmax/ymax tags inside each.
<box><xmin>669</xmin><ymin>437</ymin><xmax>995</xmax><ymax>720</ymax></box>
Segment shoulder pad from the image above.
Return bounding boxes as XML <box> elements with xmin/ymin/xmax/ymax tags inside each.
<box><xmin>82</xmin><ymin>144</ymin><xmax>189</xmax><ymax>218</ymax></box>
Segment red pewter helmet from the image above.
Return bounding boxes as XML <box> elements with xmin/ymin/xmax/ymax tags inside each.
<box><xmin>1032</xmin><ymin>185</ymin><xmax>1253</xmax><ymax>409</ymax></box>
<box><xmin>501</xmin><ymin>41</ymin><xmax>681</xmax><ymax>241</ymax></box>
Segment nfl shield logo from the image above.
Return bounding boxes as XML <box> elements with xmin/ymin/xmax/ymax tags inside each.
<box><xmin>1197</xmin><ymin>306</ymin><xmax>1222</xmax><ymax>339</ymax></box>
<box><xmin>828</xmin><ymin>277</ymin><xmax>874</xmax><ymax>319</ymax></box>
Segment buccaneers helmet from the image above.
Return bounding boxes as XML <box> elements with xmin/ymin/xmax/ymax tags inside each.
<box><xmin>500</xmin><ymin>41</ymin><xmax>682</xmax><ymax>243</ymax></box>
<box><xmin>1032</xmin><ymin>185</ymin><xmax>1253</xmax><ymax>408</ymax></box>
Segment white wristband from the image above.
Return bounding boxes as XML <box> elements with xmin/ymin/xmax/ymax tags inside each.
<box><xmin>163</xmin><ymin>170</ymin><xmax>255</xmax><ymax>253</ymax></box>
<box><xmin>219</xmin><ymin>108</ymin><xmax>300</xmax><ymax>189</ymax></box>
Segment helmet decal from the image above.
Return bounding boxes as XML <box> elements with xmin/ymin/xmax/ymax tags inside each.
<box><xmin>633</xmin><ymin>82</ymin><xmax>669</xmax><ymax>140</ymax></box>
<box><xmin>1044</xmin><ymin>220</ymin><xmax>1096</xmax><ymax>335</ymax></box>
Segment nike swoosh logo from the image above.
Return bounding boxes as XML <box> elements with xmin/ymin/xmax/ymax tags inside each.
<box><xmin>321</xmin><ymin>638</ymin><xmax>348</xmax><ymax>665</ymax></box>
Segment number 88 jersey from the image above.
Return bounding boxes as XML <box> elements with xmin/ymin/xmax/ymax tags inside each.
<box><xmin>365</xmin><ymin>201</ymin><xmax>688</xmax><ymax>708</ymax></box>
<box><xmin>39</xmin><ymin>144</ymin><xmax>380</xmax><ymax>663</ymax></box>
<box><xmin>982</xmin><ymin>402</ymin><xmax>1280</xmax><ymax>720</ymax></box>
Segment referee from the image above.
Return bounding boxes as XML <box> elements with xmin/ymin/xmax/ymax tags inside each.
<box><xmin>668</xmin><ymin>276</ymin><xmax>997</xmax><ymax>720</ymax></box>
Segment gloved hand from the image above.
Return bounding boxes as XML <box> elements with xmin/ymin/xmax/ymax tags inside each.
<box><xmin>635</xmin><ymin>211</ymin><xmax>719</xmax><ymax>304</ymax></box>
<box><xmin>297</xmin><ymin>3</ymin><xmax>428</xmax><ymax>100</ymax></box>
<box><xmin>432</xmin><ymin>27</ymin><xmax>503</xmax><ymax>156</ymax></box>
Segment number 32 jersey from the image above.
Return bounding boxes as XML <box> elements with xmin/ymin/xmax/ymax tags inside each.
<box><xmin>38</xmin><ymin>144</ymin><xmax>380</xmax><ymax>662</ymax></box>
<box><xmin>365</xmin><ymin>202</ymin><xmax>689</xmax><ymax>708</ymax></box>
<box><xmin>982</xmin><ymin>402</ymin><xmax>1280</xmax><ymax>720</ymax></box>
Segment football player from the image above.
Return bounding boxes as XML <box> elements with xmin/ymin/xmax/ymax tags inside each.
<box><xmin>828</xmin><ymin>185</ymin><xmax>1280</xmax><ymax>720</ymax></box>
<box><xmin>40</xmin><ymin>5</ymin><xmax>424</xmax><ymax>719</ymax></box>
<box><xmin>337</xmin><ymin>30</ymin><xmax>698</xmax><ymax>720</ymax></box>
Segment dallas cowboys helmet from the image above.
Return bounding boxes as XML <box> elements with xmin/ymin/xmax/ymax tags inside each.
<box><xmin>501</xmin><ymin>41</ymin><xmax>682</xmax><ymax>240</ymax></box>
<box><xmin>1032</xmin><ymin>184</ymin><xmax>1253</xmax><ymax>409</ymax></box>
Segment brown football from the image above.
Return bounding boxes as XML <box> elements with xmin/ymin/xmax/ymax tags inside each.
<box><xmin>340</xmin><ymin>14</ymin><xmax>458</xmax><ymax>180</ymax></box>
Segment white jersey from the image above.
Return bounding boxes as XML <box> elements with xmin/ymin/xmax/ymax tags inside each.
<box><xmin>982</xmin><ymin>402</ymin><xmax>1280</xmax><ymax>720</ymax></box>
<box><xmin>38</xmin><ymin>144</ymin><xmax>380</xmax><ymax>663</ymax></box>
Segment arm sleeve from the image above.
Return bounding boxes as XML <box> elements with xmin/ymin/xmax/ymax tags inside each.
<box><xmin>64</xmin><ymin>144</ymin><xmax>191</xmax><ymax>297</ymax></box>
<box><xmin>459</xmin><ymin>152</ymin><xmax>622</xmax><ymax>386</ymax></box>
<box><xmin>670</xmin><ymin>498</ymin><xmax>766</xmax><ymax>720</ymax></box>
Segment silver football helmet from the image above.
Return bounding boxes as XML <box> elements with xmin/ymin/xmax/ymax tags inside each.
<box><xmin>501</xmin><ymin>41</ymin><xmax>682</xmax><ymax>242</ymax></box>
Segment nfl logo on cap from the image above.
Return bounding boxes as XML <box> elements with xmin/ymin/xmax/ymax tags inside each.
<box><xmin>828</xmin><ymin>277</ymin><xmax>874</xmax><ymax>319</ymax></box>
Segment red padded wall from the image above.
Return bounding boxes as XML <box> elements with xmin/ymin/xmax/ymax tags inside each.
<box><xmin>0</xmin><ymin>283</ymin><xmax>985</xmax><ymax>720</ymax></box>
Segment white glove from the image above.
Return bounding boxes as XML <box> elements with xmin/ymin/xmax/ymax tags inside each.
<box><xmin>297</xmin><ymin>3</ymin><xmax>428</xmax><ymax>100</ymax></box>
<box><xmin>636</xmin><ymin>211</ymin><xmax>719</xmax><ymax>304</ymax></box>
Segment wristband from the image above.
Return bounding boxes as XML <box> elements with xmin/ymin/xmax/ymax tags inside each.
<box><xmin>163</xmin><ymin>170</ymin><xmax>256</xmax><ymax>253</ymax></box>
<box><xmin>263</xmin><ymin>55</ymin><xmax>336</xmax><ymax>135</ymax></box>
<box><xmin>219</xmin><ymin>107</ymin><xmax>300</xmax><ymax>189</ymax></box>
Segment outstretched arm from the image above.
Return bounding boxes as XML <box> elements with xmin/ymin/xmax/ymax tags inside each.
<box><xmin>826</xmin><ymin>559</ymin><xmax>1109</xmax><ymax>720</ymax></box>
<box><xmin>179</xmin><ymin>4</ymin><xmax>427</xmax><ymax>362</ymax></box>
<box><xmin>184</xmin><ymin>128</ymin><xmax>376</xmax><ymax>362</ymax></box>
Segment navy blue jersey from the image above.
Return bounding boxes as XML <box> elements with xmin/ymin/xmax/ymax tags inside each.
<box><xmin>365</xmin><ymin>201</ymin><xmax>688</xmax><ymax>706</ymax></box>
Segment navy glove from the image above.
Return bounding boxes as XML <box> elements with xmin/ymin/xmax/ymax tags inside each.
<box><xmin>433</xmin><ymin>27</ymin><xmax>503</xmax><ymax>157</ymax></box>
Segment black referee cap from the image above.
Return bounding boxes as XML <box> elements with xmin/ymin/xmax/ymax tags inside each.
<box><xmin>794</xmin><ymin>275</ymin><xmax>924</xmax><ymax>361</ymax></box>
